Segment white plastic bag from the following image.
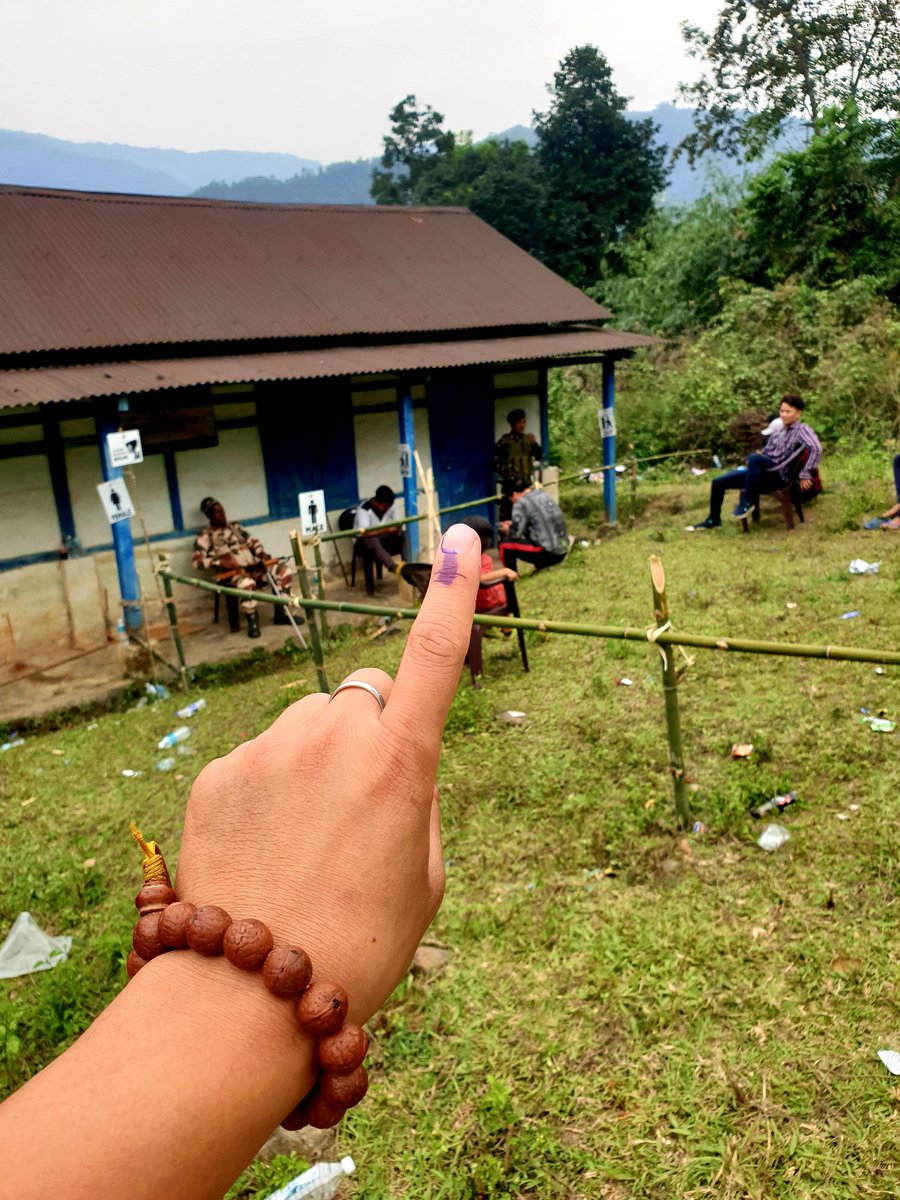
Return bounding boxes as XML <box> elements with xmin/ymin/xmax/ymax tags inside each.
<box><xmin>0</xmin><ymin>912</ymin><xmax>72</xmax><ymax>979</ymax></box>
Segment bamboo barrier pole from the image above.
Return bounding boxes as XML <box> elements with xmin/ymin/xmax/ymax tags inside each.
<box><xmin>649</xmin><ymin>555</ymin><xmax>691</xmax><ymax>830</ymax></box>
<box><xmin>156</xmin><ymin>554</ymin><xmax>189</xmax><ymax>691</ymax></box>
<box><xmin>310</xmin><ymin>536</ymin><xmax>329</xmax><ymax>643</ymax></box>
<box><xmin>157</xmin><ymin>568</ymin><xmax>900</xmax><ymax>666</ymax></box>
<box><xmin>289</xmin><ymin>532</ymin><xmax>330</xmax><ymax>693</ymax></box>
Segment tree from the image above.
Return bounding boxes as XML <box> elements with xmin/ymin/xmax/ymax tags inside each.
<box><xmin>678</xmin><ymin>1</ymin><xmax>900</xmax><ymax>162</ymax></box>
<box><xmin>739</xmin><ymin>104</ymin><xmax>900</xmax><ymax>295</ymax></box>
<box><xmin>534</xmin><ymin>46</ymin><xmax>668</xmax><ymax>288</ymax></box>
<box><xmin>411</xmin><ymin>136</ymin><xmax>547</xmax><ymax>257</ymax></box>
<box><xmin>370</xmin><ymin>95</ymin><xmax>455</xmax><ymax>205</ymax></box>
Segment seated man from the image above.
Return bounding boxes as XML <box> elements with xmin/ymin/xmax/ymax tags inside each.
<box><xmin>192</xmin><ymin>497</ymin><xmax>295</xmax><ymax>638</ymax></box>
<box><xmin>497</xmin><ymin>479</ymin><xmax>569</xmax><ymax>572</ymax></box>
<box><xmin>354</xmin><ymin>485</ymin><xmax>404</xmax><ymax>594</ymax></box>
<box><xmin>696</xmin><ymin>395</ymin><xmax>822</xmax><ymax>527</ymax></box>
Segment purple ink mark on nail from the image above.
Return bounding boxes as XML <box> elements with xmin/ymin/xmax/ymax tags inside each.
<box><xmin>434</xmin><ymin>548</ymin><xmax>461</xmax><ymax>586</ymax></box>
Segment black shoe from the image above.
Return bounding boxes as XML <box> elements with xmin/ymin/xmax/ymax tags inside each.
<box><xmin>695</xmin><ymin>517</ymin><xmax>722</xmax><ymax>529</ymax></box>
<box><xmin>246</xmin><ymin>610</ymin><xmax>261</xmax><ymax>638</ymax></box>
<box><xmin>731</xmin><ymin>501</ymin><xmax>753</xmax><ymax>520</ymax></box>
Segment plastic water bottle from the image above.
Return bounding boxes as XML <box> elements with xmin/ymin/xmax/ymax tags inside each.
<box><xmin>266</xmin><ymin>1156</ymin><xmax>355</xmax><ymax>1200</ymax></box>
<box><xmin>157</xmin><ymin>726</ymin><xmax>191</xmax><ymax>750</ymax></box>
<box><xmin>175</xmin><ymin>698</ymin><xmax>206</xmax><ymax>719</ymax></box>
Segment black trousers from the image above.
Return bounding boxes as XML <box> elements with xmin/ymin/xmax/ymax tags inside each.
<box><xmin>498</xmin><ymin>542</ymin><xmax>566</xmax><ymax>572</ymax></box>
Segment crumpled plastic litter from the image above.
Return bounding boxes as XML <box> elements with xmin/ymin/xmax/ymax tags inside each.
<box><xmin>614</xmin><ymin>677</ymin><xmax>634</xmax><ymax>687</ymax></box>
<box><xmin>861</xmin><ymin>715</ymin><xmax>896</xmax><ymax>733</ymax></box>
<box><xmin>877</xmin><ymin>1049</ymin><xmax>900</xmax><ymax>1076</ymax></box>
<box><xmin>849</xmin><ymin>559</ymin><xmax>880</xmax><ymax>574</ymax></box>
<box><xmin>155</xmin><ymin>757</ymin><xmax>177</xmax><ymax>772</ymax></box>
<box><xmin>757</xmin><ymin>824</ymin><xmax>790</xmax><ymax>851</ymax></box>
<box><xmin>497</xmin><ymin>710</ymin><xmax>526</xmax><ymax>724</ymax></box>
<box><xmin>0</xmin><ymin>912</ymin><xmax>72</xmax><ymax>979</ymax></box>
<box><xmin>1</xmin><ymin>739</ymin><xmax>24</xmax><ymax>752</ymax></box>
<box><xmin>690</xmin><ymin>467</ymin><xmax>707</xmax><ymax>476</ymax></box>
<box><xmin>840</xmin><ymin>610</ymin><xmax>860</xmax><ymax>619</ymax></box>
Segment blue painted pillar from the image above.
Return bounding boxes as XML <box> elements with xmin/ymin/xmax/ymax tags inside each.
<box><xmin>97</xmin><ymin>404</ymin><xmax>143</xmax><ymax>633</ymax></box>
<box><xmin>538</xmin><ymin>365</ymin><xmax>549</xmax><ymax>470</ymax></box>
<box><xmin>397</xmin><ymin>384</ymin><xmax>419</xmax><ymax>559</ymax></box>
<box><xmin>601</xmin><ymin>358</ymin><xmax>617</xmax><ymax>526</ymax></box>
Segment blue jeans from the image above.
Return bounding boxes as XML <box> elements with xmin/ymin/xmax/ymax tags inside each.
<box><xmin>739</xmin><ymin>454</ymin><xmax>787</xmax><ymax>507</ymax></box>
<box><xmin>708</xmin><ymin>468</ymin><xmax>747</xmax><ymax>521</ymax></box>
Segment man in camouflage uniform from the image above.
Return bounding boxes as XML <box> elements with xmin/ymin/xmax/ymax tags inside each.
<box><xmin>493</xmin><ymin>408</ymin><xmax>542</xmax><ymax>522</ymax></box>
<box><xmin>192</xmin><ymin>497</ymin><xmax>294</xmax><ymax>637</ymax></box>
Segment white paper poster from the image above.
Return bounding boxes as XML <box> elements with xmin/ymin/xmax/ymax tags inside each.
<box><xmin>106</xmin><ymin>429</ymin><xmax>144</xmax><ymax>466</ymax></box>
<box><xmin>598</xmin><ymin>407</ymin><xmax>617</xmax><ymax>439</ymax></box>
<box><xmin>299</xmin><ymin>489</ymin><xmax>327</xmax><ymax>537</ymax></box>
<box><xmin>97</xmin><ymin>478</ymin><xmax>136</xmax><ymax>524</ymax></box>
<box><xmin>399</xmin><ymin>443</ymin><xmax>412</xmax><ymax>479</ymax></box>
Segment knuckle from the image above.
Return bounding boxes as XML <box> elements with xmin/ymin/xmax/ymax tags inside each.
<box><xmin>404</xmin><ymin>621</ymin><xmax>461</xmax><ymax>672</ymax></box>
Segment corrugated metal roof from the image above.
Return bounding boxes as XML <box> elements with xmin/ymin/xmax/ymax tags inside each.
<box><xmin>0</xmin><ymin>327</ymin><xmax>657</xmax><ymax>409</ymax></box>
<box><xmin>0</xmin><ymin>186</ymin><xmax>610</xmax><ymax>355</ymax></box>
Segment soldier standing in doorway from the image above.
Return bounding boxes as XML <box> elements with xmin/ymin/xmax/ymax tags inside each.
<box><xmin>493</xmin><ymin>408</ymin><xmax>542</xmax><ymax>523</ymax></box>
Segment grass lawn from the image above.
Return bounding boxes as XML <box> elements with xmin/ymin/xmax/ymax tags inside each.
<box><xmin>2</xmin><ymin>457</ymin><xmax>899</xmax><ymax>1198</ymax></box>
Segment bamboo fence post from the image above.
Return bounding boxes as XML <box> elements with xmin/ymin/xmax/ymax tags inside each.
<box><xmin>311</xmin><ymin>535</ymin><xmax>329</xmax><ymax>643</ymax></box>
<box><xmin>157</xmin><ymin>553</ymin><xmax>189</xmax><ymax>691</ymax></box>
<box><xmin>649</xmin><ymin>555</ymin><xmax>691</xmax><ymax>830</ymax></box>
<box><xmin>290</xmin><ymin>531</ymin><xmax>330</xmax><ymax>693</ymax></box>
<box><xmin>629</xmin><ymin>448</ymin><xmax>638</xmax><ymax>530</ymax></box>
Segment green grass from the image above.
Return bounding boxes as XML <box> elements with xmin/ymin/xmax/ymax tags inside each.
<box><xmin>2</xmin><ymin>456</ymin><xmax>900</xmax><ymax>1198</ymax></box>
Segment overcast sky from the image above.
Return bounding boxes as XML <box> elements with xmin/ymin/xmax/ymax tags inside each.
<box><xmin>1</xmin><ymin>1</ymin><xmax>723</xmax><ymax>162</ymax></box>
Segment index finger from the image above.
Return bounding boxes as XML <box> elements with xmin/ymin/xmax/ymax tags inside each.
<box><xmin>381</xmin><ymin>522</ymin><xmax>481</xmax><ymax>760</ymax></box>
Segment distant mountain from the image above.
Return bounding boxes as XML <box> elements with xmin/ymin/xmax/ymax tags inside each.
<box><xmin>0</xmin><ymin>129</ymin><xmax>318</xmax><ymax>196</ymax></box>
<box><xmin>0</xmin><ymin>106</ymin><xmax>804</xmax><ymax>206</ymax></box>
<box><xmin>194</xmin><ymin>158</ymin><xmax>378</xmax><ymax>205</ymax></box>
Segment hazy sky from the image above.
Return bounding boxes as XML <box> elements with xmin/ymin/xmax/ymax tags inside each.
<box><xmin>1</xmin><ymin>1</ymin><xmax>723</xmax><ymax>162</ymax></box>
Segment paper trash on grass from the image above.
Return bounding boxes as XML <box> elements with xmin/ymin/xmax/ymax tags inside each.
<box><xmin>614</xmin><ymin>677</ymin><xmax>634</xmax><ymax>687</ymax></box>
<box><xmin>1</xmin><ymin>739</ymin><xmax>24</xmax><ymax>752</ymax></box>
<box><xmin>0</xmin><ymin>912</ymin><xmax>72</xmax><ymax>979</ymax></box>
<box><xmin>731</xmin><ymin>743</ymin><xmax>754</xmax><ymax>758</ymax></box>
<box><xmin>757</xmin><ymin>824</ymin><xmax>790</xmax><ymax>852</ymax></box>
<box><xmin>497</xmin><ymin>711</ymin><xmax>526</xmax><ymax>724</ymax></box>
<box><xmin>690</xmin><ymin>467</ymin><xmax>707</xmax><ymax>476</ymax></box>
<box><xmin>877</xmin><ymin>1049</ymin><xmax>900</xmax><ymax>1076</ymax></box>
<box><xmin>840</xmin><ymin>611</ymin><xmax>861</xmax><ymax>620</ymax></box>
<box><xmin>849</xmin><ymin>559</ymin><xmax>880</xmax><ymax>575</ymax></box>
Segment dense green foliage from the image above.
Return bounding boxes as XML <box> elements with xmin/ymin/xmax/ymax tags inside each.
<box><xmin>532</xmin><ymin>46</ymin><xmax>668</xmax><ymax>287</ymax></box>
<box><xmin>371</xmin><ymin>47</ymin><xmax>667</xmax><ymax>277</ymax></box>
<box><xmin>194</xmin><ymin>160</ymin><xmax>376</xmax><ymax>205</ymax></box>
<box><xmin>678</xmin><ymin>0</ymin><xmax>900</xmax><ymax>161</ymax></box>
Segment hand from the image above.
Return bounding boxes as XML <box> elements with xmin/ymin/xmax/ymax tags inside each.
<box><xmin>498</xmin><ymin>520</ymin><xmax>511</xmax><ymax>533</ymax></box>
<box><xmin>800</xmin><ymin>478</ymin><xmax>814</xmax><ymax>492</ymax></box>
<box><xmin>504</xmin><ymin>569</ymin><xmax>518</xmax><ymax>581</ymax></box>
<box><xmin>525</xmin><ymin>433</ymin><xmax>536</xmax><ymax>445</ymax></box>
<box><xmin>175</xmin><ymin>523</ymin><xmax>481</xmax><ymax>1025</ymax></box>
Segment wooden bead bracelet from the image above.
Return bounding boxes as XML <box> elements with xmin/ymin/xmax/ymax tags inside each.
<box><xmin>125</xmin><ymin>825</ymin><xmax>368</xmax><ymax>1131</ymax></box>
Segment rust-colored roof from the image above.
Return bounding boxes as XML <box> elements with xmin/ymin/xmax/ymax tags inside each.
<box><xmin>0</xmin><ymin>186</ymin><xmax>610</xmax><ymax>355</ymax></box>
<box><xmin>0</xmin><ymin>327</ymin><xmax>657</xmax><ymax>409</ymax></box>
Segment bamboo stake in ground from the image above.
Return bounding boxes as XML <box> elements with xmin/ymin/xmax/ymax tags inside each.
<box><xmin>649</xmin><ymin>555</ymin><xmax>691</xmax><ymax>830</ymax></box>
<box><xmin>310</xmin><ymin>536</ymin><xmax>329</xmax><ymax>643</ymax></box>
<box><xmin>156</xmin><ymin>553</ymin><xmax>189</xmax><ymax>691</ymax></box>
<box><xmin>290</xmin><ymin>531</ymin><xmax>330</xmax><ymax>693</ymax></box>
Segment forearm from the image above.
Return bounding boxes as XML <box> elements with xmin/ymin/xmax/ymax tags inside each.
<box><xmin>0</xmin><ymin>951</ymin><xmax>316</xmax><ymax>1200</ymax></box>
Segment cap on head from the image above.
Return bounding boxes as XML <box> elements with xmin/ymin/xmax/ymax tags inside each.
<box><xmin>200</xmin><ymin>496</ymin><xmax>219</xmax><ymax>517</ymax></box>
<box><xmin>374</xmin><ymin>485</ymin><xmax>395</xmax><ymax>506</ymax></box>
<box><xmin>507</xmin><ymin>408</ymin><xmax>526</xmax><ymax>426</ymax></box>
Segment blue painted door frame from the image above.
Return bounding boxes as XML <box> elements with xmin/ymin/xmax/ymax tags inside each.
<box><xmin>426</xmin><ymin>369</ymin><xmax>495</xmax><ymax>528</ymax></box>
<box><xmin>397</xmin><ymin>384</ymin><xmax>419</xmax><ymax>559</ymax></box>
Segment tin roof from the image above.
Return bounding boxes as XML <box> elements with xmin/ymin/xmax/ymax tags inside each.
<box><xmin>0</xmin><ymin>327</ymin><xmax>657</xmax><ymax>410</ymax></box>
<box><xmin>0</xmin><ymin>186</ymin><xmax>611</xmax><ymax>356</ymax></box>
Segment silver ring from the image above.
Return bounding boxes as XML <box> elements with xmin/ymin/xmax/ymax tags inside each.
<box><xmin>329</xmin><ymin>680</ymin><xmax>386</xmax><ymax>711</ymax></box>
